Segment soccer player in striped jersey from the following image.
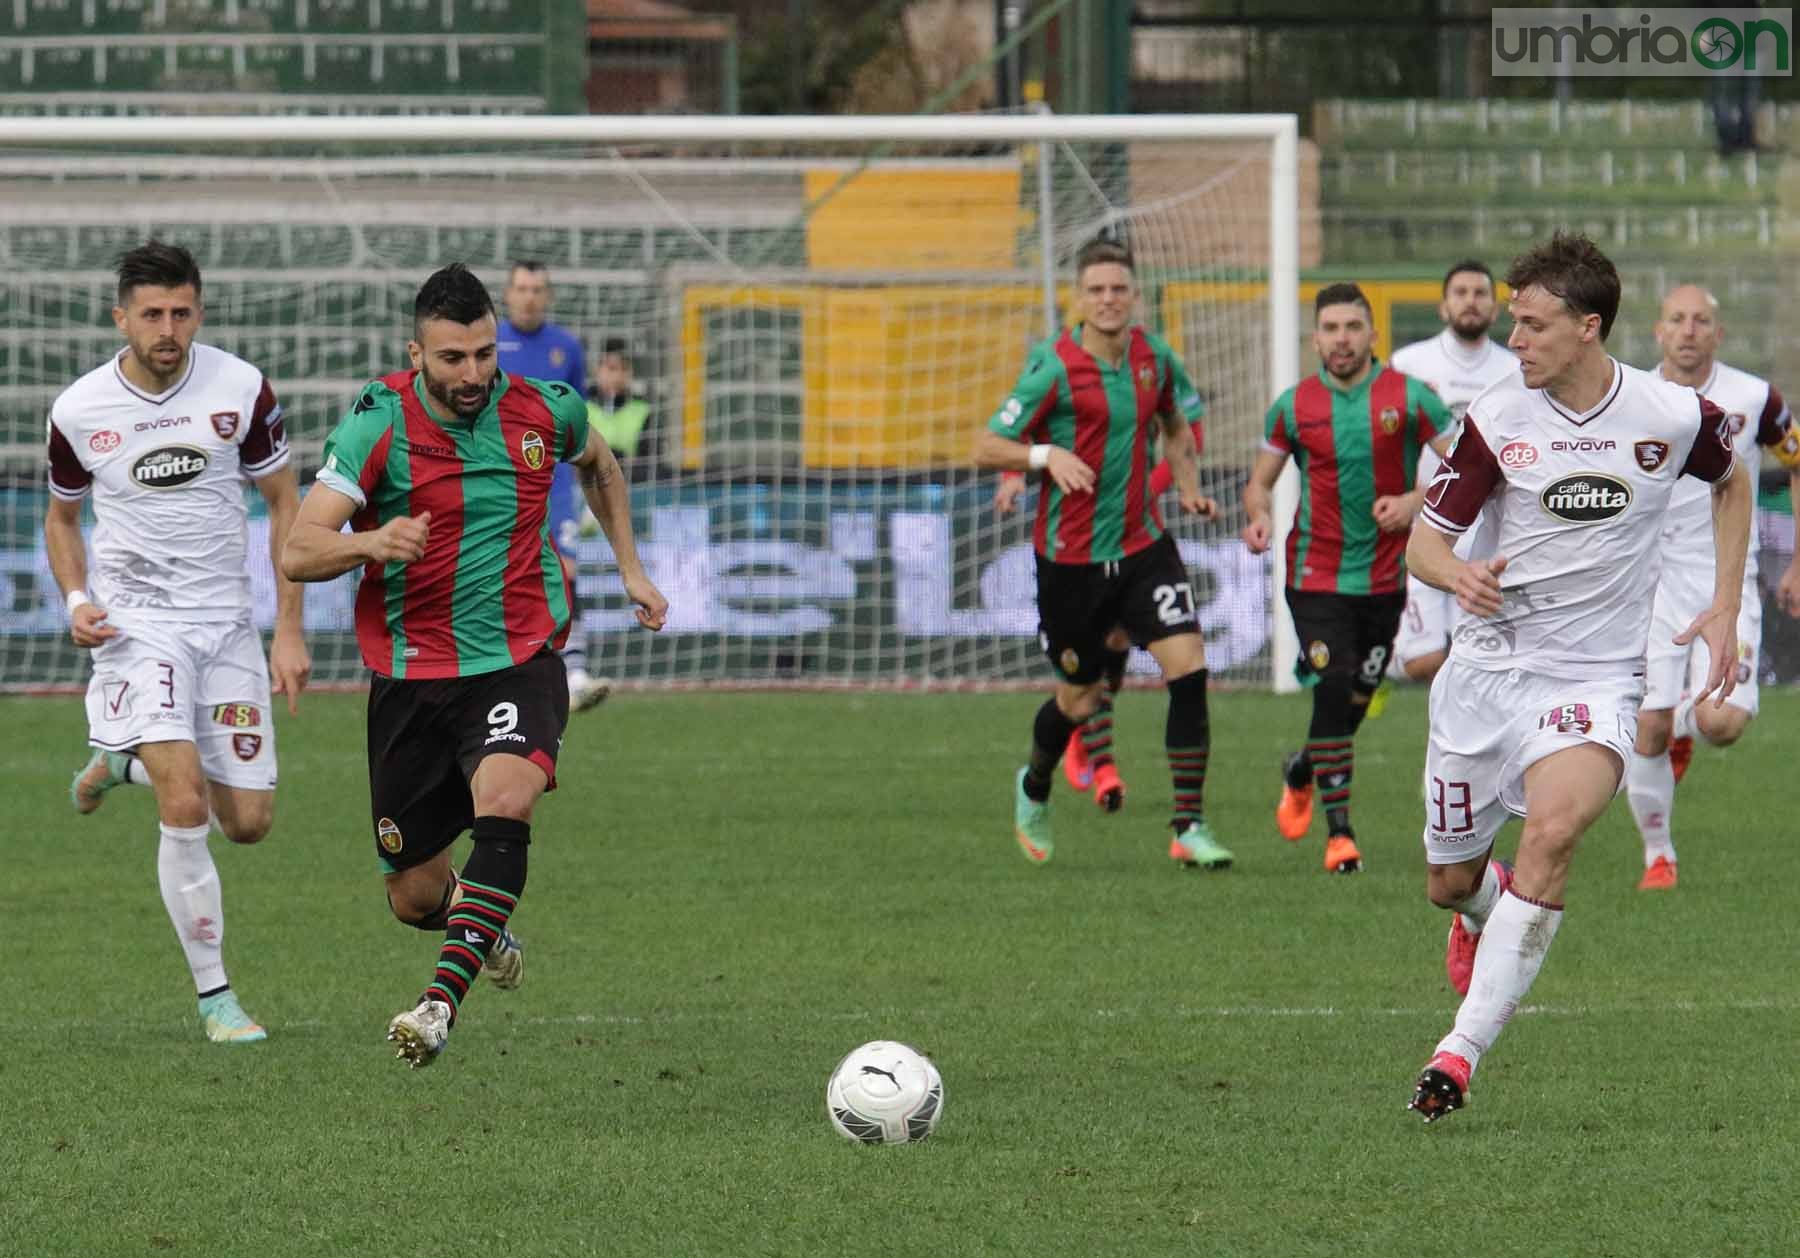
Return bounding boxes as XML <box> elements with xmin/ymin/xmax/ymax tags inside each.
<box><xmin>1624</xmin><ymin>283</ymin><xmax>1800</xmax><ymax>890</ymax></box>
<box><xmin>282</xmin><ymin>264</ymin><xmax>668</xmax><ymax>1068</ymax></box>
<box><xmin>975</xmin><ymin>236</ymin><xmax>1230</xmax><ymax>870</ymax></box>
<box><xmin>991</xmin><ymin>406</ymin><xmax>1209</xmax><ymax>811</ymax></box>
<box><xmin>1242</xmin><ymin>283</ymin><xmax>1454</xmax><ymax>873</ymax></box>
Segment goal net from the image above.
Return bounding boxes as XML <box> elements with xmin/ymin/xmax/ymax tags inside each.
<box><xmin>0</xmin><ymin>114</ymin><xmax>1298</xmax><ymax>691</ymax></box>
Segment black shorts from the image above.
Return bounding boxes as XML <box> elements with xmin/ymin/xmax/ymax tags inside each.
<box><xmin>365</xmin><ymin>651</ymin><xmax>570</xmax><ymax>873</ymax></box>
<box><xmin>1036</xmin><ymin>534</ymin><xmax>1197</xmax><ymax>684</ymax></box>
<box><xmin>1284</xmin><ymin>588</ymin><xmax>1407</xmax><ymax>692</ymax></box>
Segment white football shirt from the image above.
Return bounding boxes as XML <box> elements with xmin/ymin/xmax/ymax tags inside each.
<box><xmin>1653</xmin><ymin>359</ymin><xmax>1788</xmax><ymax>574</ymax></box>
<box><xmin>46</xmin><ymin>343</ymin><xmax>288</xmax><ymax>621</ymax></box>
<box><xmin>1421</xmin><ymin>358</ymin><xmax>1736</xmax><ymax>680</ymax></box>
<box><xmin>1391</xmin><ymin>329</ymin><xmax>1519</xmax><ymax>485</ymax></box>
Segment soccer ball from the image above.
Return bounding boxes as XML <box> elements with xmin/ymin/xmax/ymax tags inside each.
<box><xmin>825</xmin><ymin>1040</ymin><xmax>944</xmax><ymax>1144</ymax></box>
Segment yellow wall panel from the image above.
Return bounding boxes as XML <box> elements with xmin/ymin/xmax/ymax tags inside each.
<box><xmin>804</xmin><ymin>167</ymin><xmax>1025</xmax><ymax>273</ymax></box>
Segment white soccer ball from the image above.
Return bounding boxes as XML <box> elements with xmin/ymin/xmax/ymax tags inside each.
<box><xmin>825</xmin><ymin>1040</ymin><xmax>944</xmax><ymax>1144</ymax></box>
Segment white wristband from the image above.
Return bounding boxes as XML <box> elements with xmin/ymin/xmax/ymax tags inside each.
<box><xmin>1027</xmin><ymin>444</ymin><xmax>1052</xmax><ymax>471</ymax></box>
<box><xmin>65</xmin><ymin>589</ymin><xmax>92</xmax><ymax>616</ymax></box>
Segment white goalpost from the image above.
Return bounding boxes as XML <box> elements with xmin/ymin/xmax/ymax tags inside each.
<box><xmin>0</xmin><ymin>113</ymin><xmax>1300</xmax><ymax>692</ymax></box>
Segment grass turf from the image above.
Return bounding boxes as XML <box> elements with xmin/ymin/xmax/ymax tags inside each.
<box><xmin>4</xmin><ymin>686</ymin><xmax>1797</xmax><ymax>1257</ymax></box>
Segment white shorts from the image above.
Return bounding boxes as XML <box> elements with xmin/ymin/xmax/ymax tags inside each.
<box><xmin>1644</xmin><ymin>564</ymin><xmax>1760</xmax><ymax>716</ymax></box>
<box><xmin>1389</xmin><ymin>574</ymin><xmax>1454</xmax><ymax>676</ymax></box>
<box><xmin>1420</xmin><ymin>659</ymin><xmax>1641</xmax><ymax>866</ymax></box>
<box><xmin>84</xmin><ymin>617</ymin><xmax>279</xmax><ymax>792</ymax></box>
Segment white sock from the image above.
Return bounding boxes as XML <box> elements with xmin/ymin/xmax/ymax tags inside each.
<box><xmin>157</xmin><ymin>821</ymin><xmax>227</xmax><ymax>995</ymax></box>
<box><xmin>126</xmin><ymin>758</ymin><xmax>152</xmax><ymax>786</ymax></box>
<box><xmin>1437</xmin><ymin>889</ymin><xmax>1563</xmax><ymax>1072</ymax></box>
<box><xmin>1453</xmin><ymin>859</ymin><xmax>1504</xmax><ymax>936</ymax></box>
<box><xmin>1626</xmin><ymin>750</ymin><xmax>1678</xmax><ymax>867</ymax></box>
<box><xmin>1672</xmin><ymin>697</ymin><xmax>1696</xmax><ymax>741</ymax></box>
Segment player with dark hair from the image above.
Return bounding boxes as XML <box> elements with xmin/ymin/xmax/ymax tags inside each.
<box><xmin>497</xmin><ymin>261</ymin><xmax>610</xmax><ymax>711</ymax></box>
<box><xmin>51</xmin><ymin>239</ymin><xmax>310</xmax><ymax>1043</ymax></box>
<box><xmin>282</xmin><ymin>262</ymin><xmax>669</xmax><ymax>1068</ymax></box>
<box><xmin>1405</xmin><ymin>232</ymin><xmax>1749</xmax><ymax>1120</ymax></box>
<box><xmin>1242</xmin><ymin>283</ymin><xmax>1454</xmax><ymax>873</ymax></box>
<box><xmin>975</xmin><ymin>236</ymin><xmax>1232</xmax><ymax>870</ymax></box>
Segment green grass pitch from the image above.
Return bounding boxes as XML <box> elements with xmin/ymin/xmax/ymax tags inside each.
<box><xmin>5</xmin><ymin>686</ymin><xmax>1797</xmax><ymax>1257</ymax></box>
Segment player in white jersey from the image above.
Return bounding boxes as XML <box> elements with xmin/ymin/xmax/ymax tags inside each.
<box><xmin>1400</xmin><ymin>233</ymin><xmax>1749</xmax><ymax>1123</ymax></box>
<box><xmin>1386</xmin><ymin>260</ymin><xmax>1519</xmax><ymax>682</ymax></box>
<box><xmin>1624</xmin><ymin>284</ymin><xmax>1800</xmax><ymax>890</ymax></box>
<box><xmin>43</xmin><ymin>241</ymin><xmax>311</xmax><ymax>1045</ymax></box>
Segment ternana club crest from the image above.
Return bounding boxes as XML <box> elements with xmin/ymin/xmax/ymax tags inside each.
<box><xmin>520</xmin><ymin>429</ymin><xmax>546</xmax><ymax>470</ymax></box>
<box><xmin>1378</xmin><ymin>406</ymin><xmax>1401</xmax><ymax>435</ymax></box>
<box><xmin>1136</xmin><ymin>364</ymin><xmax>1156</xmax><ymax>390</ymax></box>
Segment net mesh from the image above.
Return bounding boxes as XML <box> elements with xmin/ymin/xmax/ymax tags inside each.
<box><xmin>0</xmin><ymin>128</ymin><xmax>1283</xmax><ymax>689</ymax></box>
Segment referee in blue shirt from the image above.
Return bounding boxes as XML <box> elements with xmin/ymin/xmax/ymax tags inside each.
<box><xmin>498</xmin><ymin>260</ymin><xmax>610</xmax><ymax>711</ymax></box>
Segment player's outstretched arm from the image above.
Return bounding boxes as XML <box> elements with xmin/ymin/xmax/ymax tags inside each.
<box><xmin>1407</xmin><ymin>523</ymin><xmax>1506</xmax><ymax>616</ymax></box>
<box><xmin>43</xmin><ymin>495</ymin><xmax>117</xmax><ymax>648</ymax></box>
<box><xmin>1239</xmin><ymin>449</ymin><xmax>1287</xmax><ymax>552</ymax></box>
<box><xmin>1158</xmin><ymin>411</ymin><xmax>1215</xmax><ymax>519</ymax></box>
<box><xmin>973</xmin><ymin>430</ymin><xmax>1094</xmax><ymax>496</ymax></box>
<box><xmin>1678</xmin><ymin>459</ymin><xmax>1752</xmax><ymax>707</ymax></box>
<box><xmin>280</xmin><ymin>484</ymin><xmax>430</xmax><ymax>582</ymax></box>
<box><xmin>254</xmin><ymin>465</ymin><xmax>312</xmax><ymax>713</ymax></box>
<box><xmin>572</xmin><ymin>431</ymin><xmax>667</xmax><ymax>631</ymax></box>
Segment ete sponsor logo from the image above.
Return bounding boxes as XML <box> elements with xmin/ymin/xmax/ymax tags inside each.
<box><xmin>1540</xmin><ymin>472</ymin><xmax>1632</xmax><ymax>522</ymax></box>
<box><xmin>89</xmin><ymin>429</ymin><xmax>122</xmax><ymax>454</ymax></box>
<box><xmin>1499</xmin><ymin>440</ymin><xmax>1539</xmax><ymax>468</ymax></box>
<box><xmin>131</xmin><ymin>445</ymin><xmax>209</xmax><ymax>489</ymax></box>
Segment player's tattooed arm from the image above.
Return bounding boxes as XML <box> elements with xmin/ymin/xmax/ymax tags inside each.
<box><xmin>572</xmin><ymin>429</ymin><xmax>668</xmax><ymax>631</ymax></box>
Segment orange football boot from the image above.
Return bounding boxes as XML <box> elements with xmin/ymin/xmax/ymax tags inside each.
<box><xmin>1637</xmin><ymin>855</ymin><xmax>1678</xmax><ymax>891</ymax></box>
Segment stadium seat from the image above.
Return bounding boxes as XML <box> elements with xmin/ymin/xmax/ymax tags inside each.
<box><xmin>217</xmin><ymin>224</ymin><xmax>285</xmax><ymax>269</ymax></box>
<box><xmin>506</xmin><ymin>227</ymin><xmax>574</xmax><ymax>269</ymax></box>
<box><xmin>315</xmin><ymin>43</ymin><xmax>378</xmax><ymax>92</ymax></box>
<box><xmin>27</xmin><ymin>44</ymin><xmax>100</xmax><ymax>92</ymax></box>
<box><xmin>242</xmin><ymin>41</ymin><xmax>306</xmax><ymax>92</ymax></box>
<box><xmin>101</xmin><ymin>44</ymin><xmax>164</xmax><ymax>92</ymax></box>
<box><xmin>303</xmin><ymin>0</ymin><xmax>372</xmax><ymax>34</ymax></box>
<box><xmin>381</xmin><ymin>41</ymin><xmax>451</xmax><ymax>93</ymax></box>
<box><xmin>437</xmin><ymin>226</ymin><xmax>501</xmax><ymax>267</ymax></box>
<box><xmin>462</xmin><ymin>0</ymin><xmax>540</xmax><ymax>34</ymax></box>
<box><xmin>380</xmin><ymin>0</ymin><xmax>452</xmax><ymax>34</ymax></box>
<box><xmin>18</xmin><ymin>0</ymin><xmax>91</xmax><ymax>35</ymax></box>
<box><xmin>578</xmin><ymin>228</ymin><xmax>650</xmax><ymax>270</ymax></box>
<box><xmin>459</xmin><ymin>41</ymin><xmax>541</xmax><ymax>93</ymax></box>
<box><xmin>362</xmin><ymin>226</ymin><xmax>434</xmax><ymax>271</ymax></box>
<box><xmin>290</xmin><ymin>225</ymin><xmax>358</xmax><ymax>269</ymax></box>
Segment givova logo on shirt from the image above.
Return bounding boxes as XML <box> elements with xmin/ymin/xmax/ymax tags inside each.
<box><xmin>131</xmin><ymin>445</ymin><xmax>209</xmax><ymax>490</ymax></box>
<box><xmin>1539</xmin><ymin>472</ymin><xmax>1631</xmax><ymax>522</ymax></box>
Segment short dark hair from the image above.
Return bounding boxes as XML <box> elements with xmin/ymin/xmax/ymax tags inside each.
<box><xmin>1504</xmin><ymin>231</ymin><xmax>1620</xmax><ymax>340</ymax></box>
<box><xmin>116</xmin><ymin>239</ymin><xmax>202</xmax><ymax>305</ymax></box>
<box><xmin>413</xmin><ymin>263</ymin><xmax>496</xmax><ymax>339</ymax></box>
<box><xmin>601</xmin><ymin>336</ymin><xmax>631</xmax><ymax>360</ymax></box>
<box><xmin>1074</xmin><ymin>236</ymin><xmax>1134</xmax><ymax>280</ymax></box>
<box><xmin>1442</xmin><ymin>259</ymin><xmax>1494</xmax><ymax>295</ymax></box>
<box><xmin>509</xmin><ymin>260</ymin><xmax>549</xmax><ymax>281</ymax></box>
<box><xmin>1314</xmin><ymin>282</ymin><xmax>1372</xmax><ymax>320</ymax></box>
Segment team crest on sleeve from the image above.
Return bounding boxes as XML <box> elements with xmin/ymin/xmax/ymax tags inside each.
<box><xmin>1378</xmin><ymin>406</ymin><xmax>1400</xmax><ymax>435</ymax></box>
<box><xmin>210</xmin><ymin>410</ymin><xmax>240</xmax><ymax>439</ymax></box>
<box><xmin>1634</xmin><ymin>440</ymin><xmax>1671</xmax><ymax>472</ymax></box>
<box><xmin>521</xmin><ymin>429</ymin><xmax>546</xmax><ymax>470</ymax></box>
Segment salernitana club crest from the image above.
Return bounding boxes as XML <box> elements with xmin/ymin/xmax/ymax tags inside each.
<box><xmin>521</xmin><ymin>429</ymin><xmax>546</xmax><ymax>470</ymax></box>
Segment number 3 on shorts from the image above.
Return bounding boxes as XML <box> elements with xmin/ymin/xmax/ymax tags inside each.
<box><xmin>1152</xmin><ymin>582</ymin><xmax>1194</xmax><ymax>627</ymax></box>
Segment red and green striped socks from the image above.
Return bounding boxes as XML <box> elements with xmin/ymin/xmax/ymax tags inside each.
<box><xmin>1307</xmin><ymin>738</ymin><xmax>1355</xmax><ymax>836</ymax></box>
<box><xmin>1166</xmin><ymin>670</ymin><xmax>1211</xmax><ymax>831</ymax></box>
<box><xmin>422</xmin><ymin>816</ymin><xmax>529</xmax><ymax>1023</ymax></box>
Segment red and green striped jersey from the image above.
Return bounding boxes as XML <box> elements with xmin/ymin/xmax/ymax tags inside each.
<box><xmin>988</xmin><ymin>325</ymin><xmax>1205</xmax><ymax>564</ymax></box>
<box><xmin>1263</xmin><ymin>362</ymin><xmax>1449</xmax><ymax>596</ymax></box>
<box><xmin>316</xmin><ymin>369</ymin><xmax>591</xmax><ymax>679</ymax></box>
